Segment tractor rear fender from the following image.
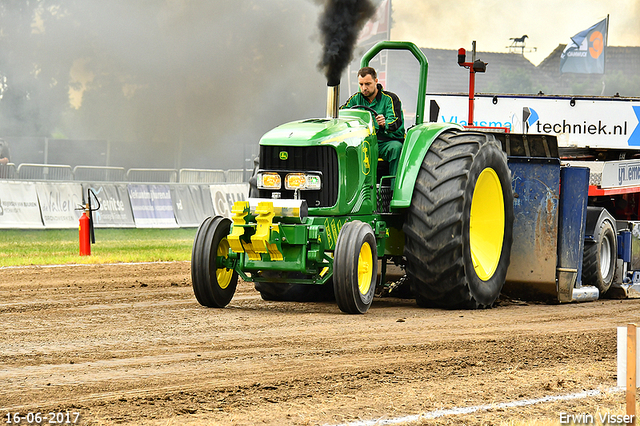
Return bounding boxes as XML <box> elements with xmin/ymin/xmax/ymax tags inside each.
<box><xmin>391</xmin><ymin>122</ymin><xmax>463</xmax><ymax>209</ymax></box>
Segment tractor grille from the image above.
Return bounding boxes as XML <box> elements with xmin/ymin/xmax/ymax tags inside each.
<box><xmin>259</xmin><ymin>145</ymin><xmax>339</xmax><ymax>208</ymax></box>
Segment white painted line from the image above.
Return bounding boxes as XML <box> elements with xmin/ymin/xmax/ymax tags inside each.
<box><xmin>0</xmin><ymin>260</ymin><xmax>189</xmax><ymax>270</ymax></box>
<box><xmin>325</xmin><ymin>387</ymin><xmax>620</xmax><ymax>426</ymax></box>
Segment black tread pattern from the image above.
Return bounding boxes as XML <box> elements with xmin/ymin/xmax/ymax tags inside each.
<box><xmin>581</xmin><ymin>241</ymin><xmax>599</xmax><ymax>287</ymax></box>
<box><xmin>192</xmin><ymin>216</ymin><xmax>214</xmax><ymax>306</ymax></box>
<box><xmin>403</xmin><ymin>130</ymin><xmax>513</xmax><ymax>309</ymax></box>
<box><xmin>334</xmin><ymin>221</ymin><xmax>378</xmax><ymax>314</ymax></box>
<box><xmin>581</xmin><ymin>220</ymin><xmax>615</xmax><ymax>293</ymax></box>
<box><xmin>191</xmin><ymin>216</ymin><xmax>238</xmax><ymax>308</ymax></box>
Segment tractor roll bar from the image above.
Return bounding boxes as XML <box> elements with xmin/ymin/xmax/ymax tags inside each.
<box><xmin>360</xmin><ymin>41</ymin><xmax>428</xmax><ymax>126</ymax></box>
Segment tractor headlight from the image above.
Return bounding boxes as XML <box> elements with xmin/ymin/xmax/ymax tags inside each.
<box><xmin>284</xmin><ymin>173</ymin><xmax>322</xmax><ymax>191</ymax></box>
<box><xmin>257</xmin><ymin>172</ymin><xmax>281</xmax><ymax>190</ymax></box>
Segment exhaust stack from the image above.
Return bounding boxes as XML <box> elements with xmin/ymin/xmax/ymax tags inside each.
<box><xmin>326</xmin><ymin>83</ymin><xmax>340</xmax><ymax>119</ymax></box>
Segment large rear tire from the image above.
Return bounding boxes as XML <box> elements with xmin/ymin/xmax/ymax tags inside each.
<box><xmin>191</xmin><ymin>216</ymin><xmax>238</xmax><ymax>308</ymax></box>
<box><xmin>403</xmin><ymin>130</ymin><xmax>514</xmax><ymax>309</ymax></box>
<box><xmin>334</xmin><ymin>221</ymin><xmax>378</xmax><ymax>314</ymax></box>
<box><xmin>582</xmin><ymin>216</ymin><xmax>616</xmax><ymax>294</ymax></box>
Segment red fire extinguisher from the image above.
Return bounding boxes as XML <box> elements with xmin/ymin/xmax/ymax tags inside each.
<box><xmin>79</xmin><ymin>208</ymin><xmax>91</xmax><ymax>256</ymax></box>
<box><xmin>78</xmin><ymin>189</ymin><xmax>99</xmax><ymax>256</ymax></box>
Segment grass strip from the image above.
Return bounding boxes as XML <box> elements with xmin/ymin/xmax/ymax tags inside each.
<box><xmin>0</xmin><ymin>228</ymin><xmax>197</xmax><ymax>267</ymax></box>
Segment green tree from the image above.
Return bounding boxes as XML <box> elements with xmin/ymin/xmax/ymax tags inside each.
<box><xmin>603</xmin><ymin>71</ymin><xmax>640</xmax><ymax>97</ymax></box>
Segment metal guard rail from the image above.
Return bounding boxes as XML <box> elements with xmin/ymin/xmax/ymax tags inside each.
<box><xmin>0</xmin><ymin>164</ymin><xmax>248</xmax><ymax>183</ymax></box>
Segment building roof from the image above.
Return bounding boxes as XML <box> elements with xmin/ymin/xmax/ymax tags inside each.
<box><xmin>386</xmin><ymin>47</ymin><xmax>544</xmax><ymax>117</ymax></box>
<box><xmin>353</xmin><ymin>43</ymin><xmax>640</xmax><ymax>124</ymax></box>
<box><xmin>425</xmin><ymin>48</ymin><xmax>538</xmax><ymax>93</ymax></box>
<box><xmin>398</xmin><ymin>45</ymin><xmax>640</xmax><ymax>98</ymax></box>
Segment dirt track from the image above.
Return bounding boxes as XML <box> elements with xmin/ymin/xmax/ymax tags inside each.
<box><xmin>1</xmin><ymin>261</ymin><xmax>639</xmax><ymax>425</ymax></box>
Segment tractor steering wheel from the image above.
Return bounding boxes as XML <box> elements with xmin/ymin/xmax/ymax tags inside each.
<box><xmin>349</xmin><ymin>105</ymin><xmax>379</xmax><ymax>121</ymax></box>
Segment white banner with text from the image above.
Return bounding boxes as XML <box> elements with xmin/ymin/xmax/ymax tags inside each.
<box><xmin>128</xmin><ymin>184</ymin><xmax>178</xmax><ymax>228</ymax></box>
<box><xmin>35</xmin><ymin>182</ymin><xmax>83</xmax><ymax>228</ymax></box>
<box><xmin>83</xmin><ymin>183</ymin><xmax>136</xmax><ymax>228</ymax></box>
<box><xmin>0</xmin><ymin>181</ymin><xmax>44</xmax><ymax>229</ymax></box>
<box><xmin>209</xmin><ymin>183</ymin><xmax>249</xmax><ymax>218</ymax></box>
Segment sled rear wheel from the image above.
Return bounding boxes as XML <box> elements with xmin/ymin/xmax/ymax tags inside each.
<box><xmin>582</xmin><ymin>213</ymin><xmax>616</xmax><ymax>294</ymax></box>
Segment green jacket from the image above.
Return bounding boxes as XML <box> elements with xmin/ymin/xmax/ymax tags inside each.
<box><xmin>341</xmin><ymin>84</ymin><xmax>405</xmax><ymax>142</ymax></box>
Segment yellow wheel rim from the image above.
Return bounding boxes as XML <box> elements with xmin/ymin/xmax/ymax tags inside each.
<box><xmin>469</xmin><ymin>168</ymin><xmax>505</xmax><ymax>281</ymax></box>
<box><xmin>357</xmin><ymin>242</ymin><xmax>373</xmax><ymax>295</ymax></box>
<box><xmin>216</xmin><ymin>238</ymin><xmax>233</xmax><ymax>289</ymax></box>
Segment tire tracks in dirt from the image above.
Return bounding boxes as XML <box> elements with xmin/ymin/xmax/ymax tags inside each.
<box><xmin>1</xmin><ymin>262</ymin><xmax>639</xmax><ymax>425</ymax></box>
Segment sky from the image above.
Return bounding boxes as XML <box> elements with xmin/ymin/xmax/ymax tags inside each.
<box><xmin>391</xmin><ymin>0</ymin><xmax>640</xmax><ymax>65</ymax></box>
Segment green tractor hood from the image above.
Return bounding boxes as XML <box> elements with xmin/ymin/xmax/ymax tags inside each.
<box><xmin>259</xmin><ymin>110</ymin><xmax>374</xmax><ymax>147</ymax></box>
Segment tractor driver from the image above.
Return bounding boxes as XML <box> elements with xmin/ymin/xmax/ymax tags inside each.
<box><xmin>341</xmin><ymin>67</ymin><xmax>405</xmax><ymax>176</ymax></box>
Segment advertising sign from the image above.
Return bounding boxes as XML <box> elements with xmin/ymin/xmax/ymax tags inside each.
<box><xmin>209</xmin><ymin>183</ymin><xmax>249</xmax><ymax>218</ymax></box>
<box><xmin>83</xmin><ymin>183</ymin><xmax>135</xmax><ymax>228</ymax></box>
<box><xmin>171</xmin><ymin>185</ymin><xmax>215</xmax><ymax>227</ymax></box>
<box><xmin>0</xmin><ymin>181</ymin><xmax>44</xmax><ymax>228</ymax></box>
<box><xmin>128</xmin><ymin>184</ymin><xmax>177</xmax><ymax>228</ymax></box>
<box><xmin>35</xmin><ymin>182</ymin><xmax>83</xmax><ymax>228</ymax></box>
<box><xmin>427</xmin><ymin>93</ymin><xmax>640</xmax><ymax>150</ymax></box>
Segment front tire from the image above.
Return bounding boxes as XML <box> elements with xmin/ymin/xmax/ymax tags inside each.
<box><xmin>191</xmin><ymin>216</ymin><xmax>238</xmax><ymax>307</ymax></box>
<box><xmin>404</xmin><ymin>130</ymin><xmax>514</xmax><ymax>309</ymax></box>
<box><xmin>333</xmin><ymin>221</ymin><xmax>378</xmax><ymax>314</ymax></box>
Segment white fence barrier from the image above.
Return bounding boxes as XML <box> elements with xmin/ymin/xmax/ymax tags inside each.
<box><xmin>2</xmin><ymin>164</ymin><xmax>248</xmax><ymax>183</ymax></box>
<box><xmin>0</xmin><ymin>181</ymin><xmax>249</xmax><ymax>229</ymax></box>
<box><xmin>226</xmin><ymin>169</ymin><xmax>245</xmax><ymax>183</ymax></box>
<box><xmin>0</xmin><ymin>163</ymin><xmax>17</xmax><ymax>179</ymax></box>
<box><xmin>179</xmin><ymin>169</ymin><xmax>226</xmax><ymax>183</ymax></box>
<box><xmin>127</xmin><ymin>168</ymin><xmax>178</xmax><ymax>183</ymax></box>
<box><xmin>74</xmin><ymin>166</ymin><xmax>127</xmax><ymax>182</ymax></box>
<box><xmin>17</xmin><ymin>163</ymin><xmax>74</xmax><ymax>180</ymax></box>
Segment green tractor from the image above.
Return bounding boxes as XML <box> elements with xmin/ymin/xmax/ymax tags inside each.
<box><xmin>191</xmin><ymin>41</ymin><xmax>514</xmax><ymax>313</ymax></box>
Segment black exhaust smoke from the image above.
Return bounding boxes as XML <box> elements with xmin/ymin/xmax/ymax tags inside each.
<box><xmin>318</xmin><ymin>0</ymin><xmax>376</xmax><ymax>87</ymax></box>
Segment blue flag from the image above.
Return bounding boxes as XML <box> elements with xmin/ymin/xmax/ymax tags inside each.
<box><xmin>560</xmin><ymin>18</ymin><xmax>608</xmax><ymax>74</ymax></box>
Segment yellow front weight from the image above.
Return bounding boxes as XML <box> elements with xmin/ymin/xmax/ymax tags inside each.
<box><xmin>252</xmin><ymin>202</ymin><xmax>275</xmax><ymax>253</ymax></box>
<box><xmin>228</xmin><ymin>201</ymin><xmax>250</xmax><ymax>253</ymax></box>
<box><xmin>251</xmin><ymin>202</ymin><xmax>284</xmax><ymax>261</ymax></box>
